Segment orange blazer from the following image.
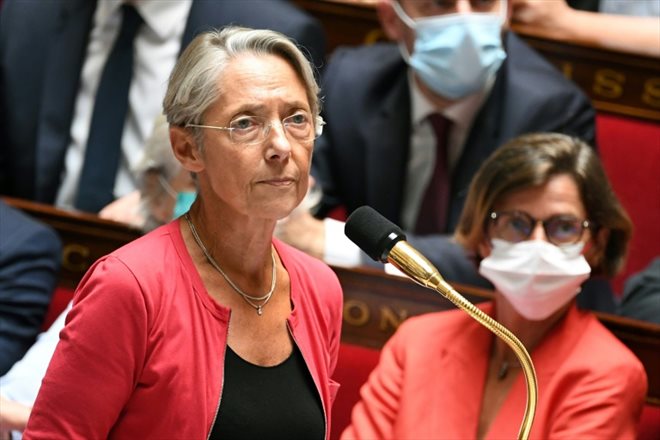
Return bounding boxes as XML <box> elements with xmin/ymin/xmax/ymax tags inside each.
<box><xmin>341</xmin><ymin>302</ymin><xmax>647</xmax><ymax>440</ymax></box>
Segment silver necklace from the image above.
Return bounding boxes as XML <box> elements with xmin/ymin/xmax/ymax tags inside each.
<box><xmin>185</xmin><ymin>213</ymin><xmax>276</xmax><ymax>316</ymax></box>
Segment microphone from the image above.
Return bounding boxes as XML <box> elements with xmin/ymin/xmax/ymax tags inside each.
<box><xmin>345</xmin><ymin>205</ymin><xmax>449</xmax><ymax>292</ymax></box>
<box><xmin>344</xmin><ymin>206</ymin><xmax>538</xmax><ymax>440</ymax></box>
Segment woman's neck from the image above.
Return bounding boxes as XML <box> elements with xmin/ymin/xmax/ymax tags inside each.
<box><xmin>492</xmin><ymin>293</ymin><xmax>571</xmax><ymax>363</ymax></box>
<box><xmin>187</xmin><ymin>202</ymin><xmax>276</xmax><ymax>278</ymax></box>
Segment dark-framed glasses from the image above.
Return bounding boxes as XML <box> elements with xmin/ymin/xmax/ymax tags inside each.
<box><xmin>186</xmin><ymin>112</ymin><xmax>325</xmax><ymax>146</ymax></box>
<box><xmin>488</xmin><ymin>211</ymin><xmax>590</xmax><ymax>246</ymax></box>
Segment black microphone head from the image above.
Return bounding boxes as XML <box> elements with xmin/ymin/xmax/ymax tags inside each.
<box><xmin>345</xmin><ymin>206</ymin><xmax>406</xmax><ymax>263</ymax></box>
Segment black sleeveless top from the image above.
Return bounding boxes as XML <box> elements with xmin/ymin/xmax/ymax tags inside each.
<box><xmin>209</xmin><ymin>344</ymin><xmax>325</xmax><ymax>439</ymax></box>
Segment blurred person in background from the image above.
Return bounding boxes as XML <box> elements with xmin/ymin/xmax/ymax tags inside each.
<box><xmin>618</xmin><ymin>257</ymin><xmax>660</xmax><ymax>324</ymax></box>
<box><xmin>99</xmin><ymin>114</ymin><xmax>197</xmax><ymax>230</ymax></box>
<box><xmin>0</xmin><ymin>0</ymin><xmax>325</xmax><ymax>214</ymax></box>
<box><xmin>0</xmin><ymin>202</ymin><xmax>61</xmax><ymax>376</ymax></box>
<box><xmin>511</xmin><ymin>0</ymin><xmax>660</xmax><ymax>57</ymax></box>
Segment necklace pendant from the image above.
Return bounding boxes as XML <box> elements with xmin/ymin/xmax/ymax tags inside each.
<box><xmin>185</xmin><ymin>213</ymin><xmax>276</xmax><ymax>318</ymax></box>
<box><xmin>497</xmin><ymin>362</ymin><xmax>509</xmax><ymax>381</ymax></box>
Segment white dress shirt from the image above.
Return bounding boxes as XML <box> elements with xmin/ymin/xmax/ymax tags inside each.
<box><xmin>56</xmin><ymin>0</ymin><xmax>192</xmax><ymax>210</ymax></box>
<box><xmin>600</xmin><ymin>0</ymin><xmax>660</xmax><ymax>16</ymax></box>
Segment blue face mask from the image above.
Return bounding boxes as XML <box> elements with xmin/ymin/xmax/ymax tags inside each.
<box><xmin>393</xmin><ymin>2</ymin><xmax>507</xmax><ymax>100</ymax></box>
<box><xmin>173</xmin><ymin>191</ymin><xmax>196</xmax><ymax>219</ymax></box>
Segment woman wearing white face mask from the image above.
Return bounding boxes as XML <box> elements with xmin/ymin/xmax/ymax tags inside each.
<box><xmin>342</xmin><ymin>133</ymin><xmax>647</xmax><ymax>440</ymax></box>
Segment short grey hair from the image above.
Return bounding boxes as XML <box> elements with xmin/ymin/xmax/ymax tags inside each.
<box><xmin>163</xmin><ymin>26</ymin><xmax>320</xmax><ymax>139</ymax></box>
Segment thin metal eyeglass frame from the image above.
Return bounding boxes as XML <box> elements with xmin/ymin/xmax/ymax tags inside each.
<box><xmin>186</xmin><ymin>115</ymin><xmax>325</xmax><ymax>145</ymax></box>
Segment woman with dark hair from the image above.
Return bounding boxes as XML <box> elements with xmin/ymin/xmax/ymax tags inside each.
<box><xmin>343</xmin><ymin>133</ymin><xmax>647</xmax><ymax>439</ymax></box>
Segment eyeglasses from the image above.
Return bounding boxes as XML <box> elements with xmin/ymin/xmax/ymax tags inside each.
<box><xmin>488</xmin><ymin>211</ymin><xmax>590</xmax><ymax>246</ymax></box>
<box><xmin>186</xmin><ymin>112</ymin><xmax>325</xmax><ymax>146</ymax></box>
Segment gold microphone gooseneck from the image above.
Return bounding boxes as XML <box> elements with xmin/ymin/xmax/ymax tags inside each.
<box><xmin>389</xmin><ymin>241</ymin><xmax>538</xmax><ymax>440</ymax></box>
<box><xmin>345</xmin><ymin>206</ymin><xmax>539</xmax><ymax>439</ymax></box>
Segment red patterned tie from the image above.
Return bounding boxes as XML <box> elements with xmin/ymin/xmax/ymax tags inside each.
<box><xmin>415</xmin><ymin>113</ymin><xmax>452</xmax><ymax>235</ymax></box>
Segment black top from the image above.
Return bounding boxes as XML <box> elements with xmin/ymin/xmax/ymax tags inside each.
<box><xmin>568</xmin><ymin>0</ymin><xmax>600</xmax><ymax>12</ymax></box>
<box><xmin>209</xmin><ymin>344</ymin><xmax>325</xmax><ymax>440</ymax></box>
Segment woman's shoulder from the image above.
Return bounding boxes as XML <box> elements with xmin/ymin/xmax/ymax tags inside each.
<box><xmin>567</xmin><ymin>311</ymin><xmax>646</xmax><ymax>380</ymax></box>
<box><xmin>514</xmin><ymin>309</ymin><xmax>648</xmax><ymax>439</ymax></box>
<box><xmin>78</xmin><ymin>222</ymin><xmax>182</xmax><ymax>293</ymax></box>
<box><xmin>546</xmin><ymin>310</ymin><xmax>649</xmax><ymax>421</ymax></box>
<box><xmin>107</xmin><ymin>222</ymin><xmax>180</xmax><ymax>270</ymax></box>
<box><xmin>73</xmin><ymin>222</ymin><xmax>194</xmax><ymax>319</ymax></box>
<box><xmin>114</xmin><ymin>221</ymin><xmax>175</xmax><ymax>251</ymax></box>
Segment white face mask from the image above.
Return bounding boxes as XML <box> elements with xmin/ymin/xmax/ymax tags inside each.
<box><xmin>479</xmin><ymin>239</ymin><xmax>591</xmax><ymax>320</ymax></box>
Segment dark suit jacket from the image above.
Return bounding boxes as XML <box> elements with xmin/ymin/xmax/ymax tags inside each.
<box><xmin>618</xmin><ymin>257</ymin><xmax>660</xmax><ymax>324</ymax></box>
<box><xmin>312</xmin><ymin>32</ymin><xmax>596</xmax><ymax>288</ymax></box>
<box><xmin>0</xmin><ymin>200</ymin><xmax>61</xmax><ymax>375</ymax></box>
<box><xmin>0</xmin><ymin>0</ymin><xmax>325</xmax><ymax>203</ymax></box>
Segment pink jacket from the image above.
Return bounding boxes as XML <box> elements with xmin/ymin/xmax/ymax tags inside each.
<box><xmin>24</xmin><ymin>221</ymin><xmax>343</xmax><ymax>439</ymax></box>
<box><xmin>342</xmin><ymin>302</ymin><xmax>647</xmax><ymax>440</ymax></box>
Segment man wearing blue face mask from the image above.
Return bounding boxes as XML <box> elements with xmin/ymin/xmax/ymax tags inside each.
<box><xmin>391</xmin><ymin>0</ymin><xmax>508</xmax><ymax>100</ymax></box>
<box><xmin>277</xmin><ymin>0</ymin><xmax>606</xmax><ymax>309</ymax></box>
